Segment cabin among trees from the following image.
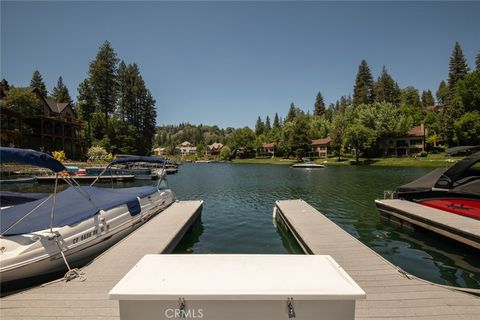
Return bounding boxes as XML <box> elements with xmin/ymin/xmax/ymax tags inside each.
<box><xmin>207</xmin><ymin>143</ymin><xmax>224</xmax><ymax>156</ymax></box>
<box><xmin>0</xmin><ymin>82</ymin><xmax>84</xmax><ymax>159</ymax></box>
<box><xmin>311</xmin><ymin>138</ymin><xmax>331</xmax><ymax>159</ymax></box>
<box><xmin>380</xmin><ymin>124</ymin><xmax>426</xmax><ymax>156</ymax></box>
<box><xmin>260</xmin><ymin>143</ymin><xmax>276</xmax><ymax>157</ymax></box>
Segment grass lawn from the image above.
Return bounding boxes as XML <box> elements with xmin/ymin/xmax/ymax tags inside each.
<box><xmin>231</xmin><ymin>154</ymin><xmax>462</xmax><ymax>168</ymax></box>
<box><xmin>321</xmin><ymin>153</ymin><xmax>462</xmax><ymax>168</ymax></box>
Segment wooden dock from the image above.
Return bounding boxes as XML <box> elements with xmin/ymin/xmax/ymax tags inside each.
<box><xmin>275</xmin><ymin>199</ymin><xmax>480</xmax><ymax>320</ymax></box>
<box><xmin>375</xmin><ymin>199</ymin><xmax>480</xmax><ymax>249</ymax></box>
<box><xmin>35</xmin><ymin>175</ymin><xmax>136</xmax><ymax>184</ymax></box>
<box><xmin>0</xmin><ymin>200</ymin><xmax>203</xmax><ymax>320</ymax></box>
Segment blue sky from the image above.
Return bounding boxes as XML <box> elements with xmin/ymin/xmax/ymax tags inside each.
<box><xmin>1</xmin><ymin>1</ymin><xmax>479</xmax><ymax>128</ymax></box>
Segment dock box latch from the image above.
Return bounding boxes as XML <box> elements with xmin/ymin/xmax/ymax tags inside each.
<box><xmin>178</xmin><ymin>297</ymin><xmax>186</xmax><ymax>318</ymax></box>
<box><xmin>287</xmin><ymin>297</ymin><xmax>296</xmax><ymax>318</ymax></box>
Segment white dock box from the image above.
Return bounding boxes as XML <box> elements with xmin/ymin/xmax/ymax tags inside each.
<box><xmin>109</xmin><ymin>254</ymin><xmax>365</xmax><ymax>320</ymax></box>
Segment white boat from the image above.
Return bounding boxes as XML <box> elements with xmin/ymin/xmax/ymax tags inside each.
<box><xmin>292</xmin><ymin>158</ymin><xmax>325</xmax><ymax>169</ymax></box>
<box><xmin>0</xmin><ymin>148</ymin><xmax>175</xmax><ymax>284</ymax></box>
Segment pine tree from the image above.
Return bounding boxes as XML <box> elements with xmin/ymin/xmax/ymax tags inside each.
<box><xmin>436</xmin><ymin>80</ymin><xmax>449</xmax><ymax>105</ymax></box>
<box><xmin>314</xmin><ymin>91</ymin><xmax>325</xmax><ymax>116</ymax></box>
<box><xmin>448</xmin><ymin>42</ymin><xmax>470</xmax><ymax>96</ymax></box>
<box><xmin>286</xmin><ymin>102</ymin><xmax>296</xmax><ymax>122</ymax></box>
<box><xmin>373</xmin><ymin>66</ymin><xmax>401</xmax><ymax>105</ymax></box>
<box><xmin>265</xmin><ymin>116</ymin><xmax>271</xmax><ymax>132</ymax></box>
<box><xmin>30</xmin><ymin>70</ymin><xmax>48</xmax><ymax>97</ymax></box>
<box><xmin>255</xmin><ymin>116</ymin><xmax>265</xmax><ymax>135</ymax></box>
<box><xmin>117</xmin><ymin>60</ymin><xmax>128</xmax><ymax>122</ymax></box>
<box><xmin>476</xmin><ymin>52</ymin><xmax>480</xmax><ymax>71</ymax></box>
<box><xmin>353</xmin><ymin>60</ymin><xmax>374</xmax><ymax>105</ymax></box>
<box><xmin>77</xmin><ymin>79</ymin><xmax>96</xmax><ymax>143</ymax></box>
<box><xmin>421</xmin><ymin>90</ymin><xmax>435</xmax><ymax>108</ymax></box>
<box><xmin>51</xmin><ymin>76</ymin><xmax>73</xmax><ymax>104</ymax></box>
<box><xmin>88</xmin><ymin>40</ymin><xmax>119</xmax><ymax>132</ymax></box>
<box><xmin>273</xmin><ymin>113</ymin><xmax>281</xmax><ymax>129</ymax></box>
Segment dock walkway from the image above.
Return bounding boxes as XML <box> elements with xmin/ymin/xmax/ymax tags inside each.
<box><xmin>275</xmin><ymin>199</ymin><xmax>480</xmax><ymax>320</ymax></box>
<box><xmin>375</xmin><ymin>199</ymin><xmax>480</xmax><ymax>249</ymax></box>
<box><xmin>0</xmin><ymin>200</ymin><xmax>203</xmax><ymax>320</ymax></box>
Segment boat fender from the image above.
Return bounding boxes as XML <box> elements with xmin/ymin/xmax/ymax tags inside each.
<box><xmin>98</xmin><ymin>210</ymin><xmax>110</xmax><ymax>233</ymax></box>
<box><xmin>127</xmin><ymin>198</ymin><xmax>141</xmax><ymax>216</ymax></box>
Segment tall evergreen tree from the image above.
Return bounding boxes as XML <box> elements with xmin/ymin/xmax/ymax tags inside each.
<box><xmin>436</xmin><ymin>80</ymin><xmax>449</xmax><ymax>104</ymax></box>
<box><xmin>476</xmin><ymin>52</ymin><xmax>480</xmax><ymax>71</ymax></box>
<box><xmin>51</xmin><ymin>76</ymin><xmax>73</xmax><ymax>104</ymax></box>
<box><xmin>117</xmin><ymin>60</ymin><xmax>128</xmax><ymax>122</ymax></box>
<box><xmin>401</xmin><ymin>86</ymin><xmax>421</xmax><ymax>108</ymax></box>
<box><xmin>88</xmin><ymin>40</ymin><xmax>119</xmax><ymax>132</ymax></box>
<box><xmin>255</xmin><ymin>116</ymin><xmax>265</xmax><ymax>135</ymax></box>
<box><xmin>421</xmin><ymin>90</ymin><xmax>435</xmax><ymax>108</ymax></box>
<box><xmin>286</xmin><ymin>102</ymin><xmax>297</xmax><ymax>122</ymax></box>
<box><xmin>373</xmin><ymin>66</ymin><xmax>401</xmax><ymax>105</ymax></box>
<box><xmin>448</xmin><ymin>42</ymin><xmax>470</xmax><ymax>97</ymax></box>
<box><xmin>273</xmin><ymin>113</ymin><xmax>281</xmax><ymax>129</ymax></box>
<box><xmin>313</xmin><ymin>91</ymin><xmax>325</xmax><ymax>116</ymax></box>
<box><xmin>353</xmin><ymin>60</ymin><xmax>374</xmax><ymax>105</ymax></box>
<box><xmin>30</xmin><ymin>70</ymin><xmax>48</xmax><ymax>97</ymax></box>
<box><xmin>77</xmin><ymin>79</ymin><xmax>96</xmax><ymax>143</ymax></box>
<box><xmin>265</xmin><ymin>116</ymin><xmax>271</xmax><ymax>132</ymax></box>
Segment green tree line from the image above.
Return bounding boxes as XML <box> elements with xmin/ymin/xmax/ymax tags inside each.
<box><xmin>156</xmin><ymin>42</ymin><xmax>479</xmax><ymax>160</ymax></box>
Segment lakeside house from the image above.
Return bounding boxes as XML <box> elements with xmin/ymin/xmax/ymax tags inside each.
<box><xmin>207</xmin><ymin>142</ymin><xmax>223</xmax><ymax>156</ymax></box>
<box><xmin>178</xmin><ymin>141</ymin><xmax>196</xmax><ymax>156</ymax></box>
<box><xmin>152</xmin><ymin>147</ymin><xmax>167</xmax><ymax>156</ymax></box>
<box><xmin>260</xmin><ymin>143</ymin><xmax>276</xmax><ymax>157</ymax></box>
<box><xmin>311</xmin><ymin>137</ymin><xmax>331</xmax><ymax>159</ymax></box>
<box><xmin>0</xmin><ymin>85</ymin><xmax>84</xmax><ymax>159</ymax></box>
<box><xmin>381</xmin><ymin>124</ymin><xmax>426</xmax><ymax>156</ymax></box>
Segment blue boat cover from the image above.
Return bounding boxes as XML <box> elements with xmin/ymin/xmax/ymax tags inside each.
<box><xmin>110</xmin><ymin>156</ymin><xmax>165</xmax><ymax>165</ymax></box>
<box><xmin>0</xmin><ymin>147</ymin><xmax>66</xmax><ymax>173</ymax></box>
<box><xmin>0</xmin><ymin>186</ymin><xmax>158</xmax><ymax>235</ymax></box>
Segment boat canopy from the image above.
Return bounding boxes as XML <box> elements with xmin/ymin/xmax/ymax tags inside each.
<box><xmin>434</xmin><ymin>151</ymin><xmax>480</xmax><ymax>189</ymax></box>
<box><xmin>0</xmin><ymin>147</ymin><xmax>66</xmax><ymax>173</ymax></box>
<box><xmin>398</xmin><ymin>151</ymin><xmax>480</xmax><ymax>194</ymax></box>
<box><xmin>109</xmin><ymin>156</ymin><xmax>166</xmax><ymax>165</ymax></box>
<box><xmin>0</xmin><ymin>186</ymin><xmax>158</xmax><ymax>235</ymax></box>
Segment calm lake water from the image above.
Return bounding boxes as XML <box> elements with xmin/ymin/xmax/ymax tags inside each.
<box><xmin>2</xmin><ymin>163</ymin><xmax>479</xmax><ymax>291</ymax></box>
<box><xmin>167</xmin><ymin>163</ymin><xmax>480</xmax><ymax>289</ymax></box>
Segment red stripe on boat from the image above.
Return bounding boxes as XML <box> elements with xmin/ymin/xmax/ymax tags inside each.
<box><xmin>419</xmin><ymin>199</ymin><xmax>480</xmax><ymax>219</ymax></box>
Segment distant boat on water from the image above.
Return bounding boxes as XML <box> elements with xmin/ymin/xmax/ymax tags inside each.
<box><xmin>291</xmin><ymin>158</ymin><xmax>325</xmax><ymax>169</ymax></box>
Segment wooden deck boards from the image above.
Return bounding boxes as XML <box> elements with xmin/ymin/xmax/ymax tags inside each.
<box><xmin>375</xmin><ymin>199</ymin><xmax>480</xmax><ymax>249</ymax></box>
<box><xmin>0</xmin><ymin>200</ymin><xmax>203</xmax><ymax>320</ymax></box>
<box><xmin>275</xmin><ymin>199</ymin><xmax>480</xmax><ymax>320</ymax></box>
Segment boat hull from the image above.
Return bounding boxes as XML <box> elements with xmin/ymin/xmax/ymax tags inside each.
<box><xmin>0</xmin><ymin>189</ymin><xmax>175</xmax><ymax>283</ymax></box>
<box><xmin>418</xmin><ymin>198</ymin><xmax>480</xmax><ymax>220</ymax></box>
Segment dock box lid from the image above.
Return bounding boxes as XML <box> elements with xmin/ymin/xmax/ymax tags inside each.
<box><xmin>109</xmin><ymin>254</ymin><xmax>366</xmax><ymax>301</ymax></box>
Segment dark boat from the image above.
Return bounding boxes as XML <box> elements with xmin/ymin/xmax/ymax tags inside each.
<box><xmin>393</xmin><ymin>147</ymin><xmax>480</xmax><ymax>219</ymax></box>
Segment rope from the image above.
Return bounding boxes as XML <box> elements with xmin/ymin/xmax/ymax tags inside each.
<box><xmin>53</xmin><ymin>234</ymin><xmax>86</xmax><ymax>282</ymax></box>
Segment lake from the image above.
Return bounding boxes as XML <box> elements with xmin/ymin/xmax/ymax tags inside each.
<box><xmin>167</xmin><ymin>163</ymin><xmax>480</xmax><ymax>289</ymax></box>
<box><xmin>2</xmin><ymin>163</ymin><xmax>479</xmax><ymax>291</ymax></box>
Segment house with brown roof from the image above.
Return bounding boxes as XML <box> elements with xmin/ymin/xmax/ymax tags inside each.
<box><xmin>380</xmin><ymin>124</ymin><xmax>426</xmax><ymax>156</ymax></box>
<box><xmin>311</xmin><ymin>137</ymin><xmax>331</xmax><ymax>158</ymax></box>
<box><xmin>260</xmin><ymin>143</ymin><xmax>276</xmax><ymax>157</ymax></box>
<box><xmin>0</xmin><ymin>86</ymin><xmax>84</xmax><ymax>159</ymax></box>
<box><xmin>207</xmin><ymin>142</ymin><xmax>223</xmax><ymax>156</ymax></box>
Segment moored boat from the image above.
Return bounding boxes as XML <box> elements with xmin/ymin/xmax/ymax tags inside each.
<box><xmin>0</xmin><ymin>147</ymin><xmax>175</xmax><ymax>284</ymax></box>
<box><xmin>291</xmin><ymin>158</ymin><xmax>325</xmax><ymax>169</ymax></box>
<box><xmin>377</xmin><ymin>147</ymin><xmax>480</xmax><ymax>220</ymax></box>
